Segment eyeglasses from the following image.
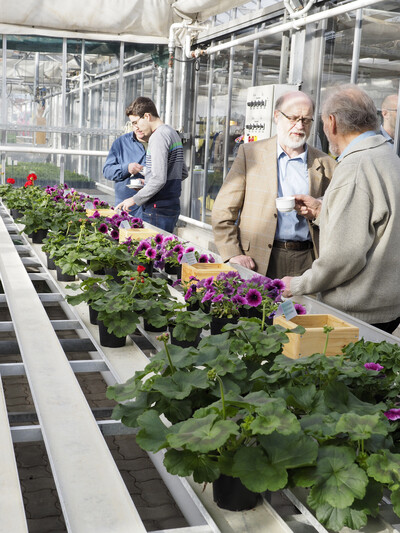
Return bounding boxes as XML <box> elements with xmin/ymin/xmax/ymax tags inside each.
<box><xmin>279</xmin><ymin>110</ymin><xmax>314</xmax><ymax>126</ymax></box>
<box><xmin>130</xmin><ymin>116</ymin><xmax>144</xmax><ymax>128</ymax></box>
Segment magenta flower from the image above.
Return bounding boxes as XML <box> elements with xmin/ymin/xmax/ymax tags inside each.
<box><xmin>208</xmin><ymin>255</ymin><xmax>215</xmax><ymax>263</ymax></box>
<box><xmin>232</xmin><ymin>295</ymin><xmax>246</xmax><ymax>305</ymax></box>
<box><xmin>154</xmin><ymin>234</ymin><xmax>164</xmax><ymax>245</ymax></box>
<box><xmin>110</xmin><ymin>229</ymin><xmax>119</xmax><ymax>240</ymax></box>
<box><xmin>201</xmin><ymin>289</ymin><xmax>215</xmax><ymax>303</ymax></box>
<box><xmin>383</xmin><ymin>409</ymin><xmax>400</xmax><ymax>421</ymax></box>
<box><xmin>145</xmin><ymin>247</ymin><xmax>157</xmax><ymax>259</ymax></box>
<box><xmin>294</xmin><ymin>303</ymin><xmax>307</xmax><ymax>315</ymax></box>
<box><xmin>212</xmin><ymin>294</ymin><xmax>224</xmax><ymax>303</ymax></box>
<box><xmin>364</xmin><ymin>362</ymin><xmax>384</xmax><ymax>371</ymax></box>
<box><xmin>173</xmin><ymin>244</ymin><xmax>184</xmax><ymax>254</ymax></box>
<box><xmin>98</xmin><ymin>223</ymin><xmax>108</xmax><ymax>234</ymax></box>
<box><xmin>198</xmin><ymin>254</ymin><xmax>209</xmax><ymax>263</ymax></box>
<box><xmin>246</xmin><ymin>289</ymin><xmax>262</xmax><ymax>307</ymax></box>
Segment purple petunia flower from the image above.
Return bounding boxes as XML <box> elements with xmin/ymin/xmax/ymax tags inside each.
<box><xmin>294</xmin><ymin>303</ymin><xmax>307</xmax><ymax>315</ymax></box>
<box><xmin>271</xmin><ymin>278</ymin><xmax>285</xmax><ymax>290</ymax></box>
<box><xmin>232</xmin><ymin>295</ymin><xmax>246</xmax><ymax>305</ymax></box>
<box><xmin>98</xmin><ymin>223</ymin><xmax>108</xmax><ymax>234</ymax></box>
<box><xmin>110</xmin><ymin>229</ymin><xmax>119</xmax><ymax>240</ymax></box>
<box><xmin>246</xmin><ymin>289</ymin><xmax>263</xmax><ymax>307</ymax></box>
<box><xmin>201</xmin><ymin>289</ymin><xmax>215</xmax><ymax>303</ymax></box>
<box><xmin>185</xmin><ymin>246</ymin><xmax>195</xmax><ymax>253</ymax></box>
<box><xmin>184</xmin><ymin>286</ymin><xmax>194</xmax><ymax>301</ymax></box>
<box><xmin>137</xmin><ymin>240</ymin><xmax>151</xmax><ymax>252</ymax></box>
<box><xmin>208</xmin><ymin>255</ymin><xmax>215</xmax><ymax>263</ymax></box>
<box><xmin>145</xmin><ymin>247</ymin><xmax>157</xmax><ymax>259</ymax></box>
<box><xmin>173</xmin><ymin>244</ymin><xmax>185</xmax><ymax>254</ymax></box>
<box><xmin>93</xmin><ymin>199</ymin><xmax>100</xmax><ymax>206</ymax></box>
<box><xmin>198</xmin><ymin>254</ymin><xmax>209</xmax><ymax>263</ymax></box>
<box><xmin>154</xmin><ymin>234</ymin><xmax>164</xmax><ymax>245</ymax></box>
<box><xmin>383</xmin><ymin>408</ymin><xmax>400</xmax><ymax>421</ymax></box>
<box><xmin>364</xmin><ymin>362</ymin><xmax>384</xmax><ymax>371</ymax></box>
<box><xmin>212</xmin><ymin>294</ymin><xmax>224</xmax><ymax>303</ymax></box>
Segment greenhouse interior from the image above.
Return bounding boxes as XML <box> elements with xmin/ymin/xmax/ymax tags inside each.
<box><xmin>1</xmin><ymin>0</ymin><xmax>400</xmax><ymax>532</ymax></box>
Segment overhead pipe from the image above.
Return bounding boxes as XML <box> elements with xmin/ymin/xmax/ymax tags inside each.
<box><xmin>190</xmin><ymin>0</ymin><xmax>387</xmax><ymax>57</ymax></box>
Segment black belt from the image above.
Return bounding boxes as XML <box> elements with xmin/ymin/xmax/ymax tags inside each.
<box><xmin>273</xmin><ymin>240</ymin><xmax>313</xmax><ymax>251</ymax></box>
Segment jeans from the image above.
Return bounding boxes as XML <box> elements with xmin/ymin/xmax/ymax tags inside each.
<box><xmin>141</xmin><ymin>204</ymin><xmax>180</xmax><ymax>233</ymax></box>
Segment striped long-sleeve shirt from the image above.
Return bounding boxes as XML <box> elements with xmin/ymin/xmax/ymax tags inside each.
<box><xmin>133</xmin><ymin>124</ymin><xmax>188</xmax><ymax>208</ymax></box>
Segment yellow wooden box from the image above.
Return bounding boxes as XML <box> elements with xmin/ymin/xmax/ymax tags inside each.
<box><xmin>181</xmin><ymin>262</ymin><xmax>237</xmax><ymax>282</ymax></box>
<box><xmin>273</xmin><ymin>314</ymin><xmax>359</xmax><ymax>359</ymax></box>
<box><xmin>86</xmin><ymin>208</ymin><xmax>116</xmax><ymax>217</ymax></box>
<box><xmin>118</xmin><ymin>227</ymin><xmax>159</xmax><ymax>243</ymax></box>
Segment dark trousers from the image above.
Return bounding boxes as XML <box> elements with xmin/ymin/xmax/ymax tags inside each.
<box><xmin>141</xmin><ymin>204</ymin><xmax>180</xmax><ymax>233</ymax></box>
<box><xmin>370</xmin><ymin>317</ymin><xmax>400</xmax><ymax>335</ymax></box>
<box><xmin>266</xmin><ymin>247</ymin><xmax>315</xmax><ymax>279</ymax></box>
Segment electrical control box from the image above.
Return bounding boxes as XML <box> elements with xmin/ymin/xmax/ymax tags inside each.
<box><xmin>245</xmin><ymin>84</ymin><xmax>298</xmax><ymax>143</ymax></box>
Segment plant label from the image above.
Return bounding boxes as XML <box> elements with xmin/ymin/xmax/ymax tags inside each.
<box><xmin>279</xmin><ymin>299</ymin><xmax>297</xmax><ymax>320</ymax></box>
<box><xmin>180</xmin><ymin>251</ymin><xmax>197</xmax><ymax>265</ymax></box>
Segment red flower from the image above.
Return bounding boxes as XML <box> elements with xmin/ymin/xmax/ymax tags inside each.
<box><xmin>141</xmin><ymin>278</ymin><xmax>145</xmax><ymax>283</ymax></box>
<box><xmin>24</xmin><ymin>180</ymin><xmax>33</xmax><ymax>188</ymax></box>
<box><xmin>137</xmin><ymin>265</ymin><xmax>146</xmax><ymax>273</ymax></box>
<box><xmin>130</xmin><ymin>277</ymin><xmax>135</xmax><ymax>280</ymax></box>
<box><xmin>27</xmin><ymin>173</ymin><xmax>37</xmax><ymax>181</ymax></box>
<box><xmin>6</xmin><ymin>178</ymin><xmax>15</xmax><ymax>184</ymax></box>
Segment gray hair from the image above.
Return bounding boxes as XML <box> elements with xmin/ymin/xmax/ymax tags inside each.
<box><xmin>274</xmin><ymin>91</ymin><xmax>315</xmax><ymax>114</ymax></box>
<box><xmin>321</xmin><ymin>84</ymin><xmax>379</xmax><ymax>134</ymax></box>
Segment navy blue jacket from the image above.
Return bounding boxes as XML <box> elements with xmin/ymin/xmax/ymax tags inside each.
<box><xmin>103</xmin><ymin>133</ymin><xmax>146</xmax><ymax>205</ymax></box>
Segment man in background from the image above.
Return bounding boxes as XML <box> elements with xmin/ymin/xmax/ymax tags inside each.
<box><xmin>380</xmin><ymin>93</ymin><xmax>398</xmax><ymax>145</ymax></box>
<box><xmin>103</xmin><ymin>123</ymin><xmax>146</xmax><ymax>217</ymax></box>
<box><xmin>116</xmin><ymin>97</ymin><xmax>187</xmax><ymax>233</ymax></box>
<box><xmin>283</xmin><ymin>85</ymin><xmax>400</xmax><ymax>334</ymax></box>
<box><xmin>211</xmin><ymin>91</ymin><xmax>336</xmax><ymax>278</ymax></box>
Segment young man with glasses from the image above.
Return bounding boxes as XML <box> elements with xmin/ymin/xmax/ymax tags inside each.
<box><xmin>116</xmin><ymin>97</ymin><xmax>187</xmax><ymax>232</ymax></box>
<box><xmin>212</xmin><ymin>91</ymin><xmax>336</xmax><ymax>278</ymax></box>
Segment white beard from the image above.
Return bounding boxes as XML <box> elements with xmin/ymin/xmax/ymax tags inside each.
<box><xmin>277</xmin><ymin>120</ymin><xmax>308</xmax><ymax>150</ymax></box>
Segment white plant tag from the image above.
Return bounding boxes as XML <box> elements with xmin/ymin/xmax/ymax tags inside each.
<box><xmin>180</xmin><ymin>251</ymin><xmax>197</xmax><ymax>265</ymax></box>
<box><xmin>85</xmin><ymin>201</ymin><xmax>94</xmax><ymax>209</ymax></box>
<box><xmin>279</xmin><ymin>299</ymin><xmax>298</xmax><ymax>320</ymax></box>
<box><xmin>119</xmin><ymin>220</ymin><xmax>131</xmax><ymax>229</ymax></box>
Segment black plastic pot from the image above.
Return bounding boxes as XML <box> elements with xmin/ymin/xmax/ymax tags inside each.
<box><xmin>165</xmin><ymin>263</ymin><xmax>181</xmax><ymax>277</ymax></box>
<box><xmin>143</xmin><ymin>318</ymin><xmax>167</xmax><ymax>333</ymax></box>
<box><xmin>104</xmin><ymin>267</ymin><xmax>123</xmax><ymax>283</ymax></box>
<box><xmin>46</xmin><ymin>253</ymin><xmax>56</xmax><ymax>270</ymax></box>
<box><xmin>168</xmin><ymin>325</ymin><xmax>201</xmax><ymax>348</ymax></box>
<box><xmin>56</xmin><ymin>265</ymin><xmax>75</xmax><ymax>282</ymax></box>
<box><xmin>210</xmin><ymin>315</ymin><xmax>238</xmax><ymax>335</ymax></box>
<box><xmin>10</xmin><ymin>208</ymin><xmax>24</xmax><ymax>219</ymax></box>
<box><xmin>98</xmin><ymin>320</ymin><xmax>126</xmax><ymax>348</ymax></box>
<box><xmin>212</xmin><ymin>474</ymin><xmax>260</xmax><ymax>511</ymax></box>
<box><xmin>88</xmin><ymin>305</ymin><xmax>99</xmax><ymax>326</ymax></box>
<box><xmin>31</xmin><ymin>228</ymin><xmax>48</xmax><ymax>244</ymax></box>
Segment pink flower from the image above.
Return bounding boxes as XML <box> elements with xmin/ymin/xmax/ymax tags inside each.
<box><xmin>383</xmin><ymin>409</ymin><xmax>400</xmax><ymax>421</ymax></box>
<box><xmin>364</xmin><ymin>362</ymin><xmax>384</xmax><ymax>371</ymax></box>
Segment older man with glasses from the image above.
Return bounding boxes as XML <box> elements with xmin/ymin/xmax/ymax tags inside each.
<box><xmin>212</xmin><ymin>90</ymin><xmax>337</xmax><ymax>278</ymax></box>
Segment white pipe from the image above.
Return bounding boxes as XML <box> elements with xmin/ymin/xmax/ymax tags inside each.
<box><xmin>202</xmin><ymin>0</ymin><xmax>386</xmax><ymax>56</ymax></box>
<box><xmin>284</xmin><ymin>0</ymin><xmax>316</xmax><ymax>19</ymax></box>
<box><xmin>0</xmin><ymin>145</ymin><xmax>109</xmax><ymax>157</ymax></box>
<box><xmin>179</xmin><ymin>214</ymin><xmax>212</xmax><ymax>231</ymax></box>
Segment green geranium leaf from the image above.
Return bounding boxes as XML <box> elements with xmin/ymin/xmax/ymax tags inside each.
<box><xmin>167</xmin><ymin>414</ymin><xmax>238</xmax><ymax>453</ymax></box>
<box><xmin>324</xmin><ymin>382</ymin><xmax>384</xmax><ymax>415</ymax></box>
<box><xmin>136</xmin><ymin>410</ymin><xmax>169</xmax><ymax>452</ymax></box>
<box><xmin>163</xmin><ymin>449</ymin><xmax>220</xmax><ymax>482</ymax></box>
<box><xmin>259</xmin><ymin>432</ymin><xmax>318</xmax><ymax>469</ymax></box>
<box><xmin>315</xmin><ymin>503</ymin><xmax>368</xmax><ymax>532</ymax></box>
<box><xmin>284</xmin><ymin>384</ymin><xmax>318</xmax><ymax>412</ymax></box>
<box><xmin>336</xmin><ymin>412</ymin><xmax>389</xmax><ymax>441</ymax></box>
<box><xmin>152</xmin><ymin>344</ymin><xmax>198</xmax><ymax>369</ymax></box>
<box><xmin>391</xmin><ymin>489</ymin><xmax>400</xmax><ymax>518</ymax></box>
<box><xmin>152</xmin><ymin>369</ymin><xmax>209</xmax><ymax>400</ymax></box>
<box><xmin>232</xmin><ymin>446</ymin><xmax>287</xmax><ymax>492</ymax></box>
<box><xmin>308</xmin><ymin>446</ymin><xmax>368</xmax><ymax>509</ymax></box>
<box><xmin>110</xmin><ymin>392</ymin><xmax>152</xmax><ymax>427</ymax></box>
<box><xmin>300</xmin><ymin>413</ymin><xmax>339</xmax><ymax>439</ymax></box>
<box><xmin>250</xmin><ymin>402</ymin><xmax>300</xmax><ymax>435</ymax></box>
<box><xmin>156</xmin><ymin>397</ymin><xmax>194</xmax><ymax>424</ymax></box>
<box><xmin>366</xmin><ymin>450</ymin><xmax>400</xmax><ymax>486</ymax></box>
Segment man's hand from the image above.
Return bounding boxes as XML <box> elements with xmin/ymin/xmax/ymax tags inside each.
<box><xmin>116</xmin><ymin>197</ymin><xmax>136</xmax><ymax>211</ymax></box>
<box><xmin>229</xmin><ymin>255</ymin><xmax>256</xmax><ymax>270</ymax></box>
<box><xmin>128</xmin><ymin>162</ymin><xmax>144</xmax><ymax>175</ymax></box>
<box><xmin>294</xmin><ymin>194</ymin><xmax>322</xmax><ymax>221</ymax></box>
<box><xmin>281</xmin><ymin>276</ymin><xmax>293</xmax><ymax>298</ymax></box>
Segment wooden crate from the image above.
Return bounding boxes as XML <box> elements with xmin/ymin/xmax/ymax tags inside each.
<box><xmin>181</xmin><ymin>262</ymin><xmax>237</xmax><ymax>282</ymax></box>
<box><xmin>118</xmin><ymin>227</ymin><xmax>159</xmax><ymax>243</ymax></box>
<box><xmin>86</xmin><ymin>208</ymin><xmax>116</xmax><ymax>217</ymax></box>
<box><xmin>273</xmin><ymin>314</ymin><xmax>359</xmax><ymax>359</ymax></box>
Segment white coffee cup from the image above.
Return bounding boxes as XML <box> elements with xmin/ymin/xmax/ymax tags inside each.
<box><xmin>275</xmin><ymin>196</ymin><xmax>295</xmax><ymax>212</ymax></box>
<box><xmin>130</xmin><ymin>178</ymin><xmax>144</xmax><ymax>189</ymax></box>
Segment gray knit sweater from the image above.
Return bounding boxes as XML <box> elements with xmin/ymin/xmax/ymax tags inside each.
<box><xmin>290</xmin><ymin>134</ymin><xmax>400</xmax><ymax>324</ymax></box>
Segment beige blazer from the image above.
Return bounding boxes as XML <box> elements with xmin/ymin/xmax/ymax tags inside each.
<box><xmin>211</xmin><ymin>136</ymin><xmax>337</xmax><ymax>275</ymax></box>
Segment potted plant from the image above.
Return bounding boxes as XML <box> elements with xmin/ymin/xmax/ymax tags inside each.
<box><xmin>107</xmin><ymin>322</ymin><xmax>400</xmax><ymax>529</ymax></box>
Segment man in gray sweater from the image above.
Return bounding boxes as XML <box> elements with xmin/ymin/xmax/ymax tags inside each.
<box><xmin>282</xmin><ymin>85</ymin><xmax>400</xmax><ymax>334</ymax></box>
<box><xmin>117</xmin><ymin>97</ymin><xmax>187</xmax><ymax>232</ymax></box>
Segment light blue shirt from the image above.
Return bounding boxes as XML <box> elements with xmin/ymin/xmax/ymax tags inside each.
<box><xmin>337</xmin><ymin>130</ymin><xmax>377</xmax><ymax>161</ymax></box>
<box><xmin>275</xmin><ymin>143</ymin><xmax>311</xmax><ymax>242</ymax></box>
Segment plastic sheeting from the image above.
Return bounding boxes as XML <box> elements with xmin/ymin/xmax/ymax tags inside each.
<box><xmin>0</xmin><ymin>0</ymin><xmax>247</xmax><ymax>44</ymax></box>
